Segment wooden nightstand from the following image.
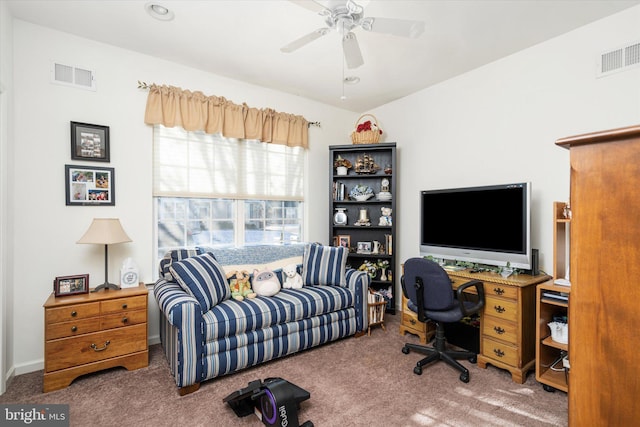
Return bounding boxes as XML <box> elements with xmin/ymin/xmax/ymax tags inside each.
<box><xmin>43</xmin><ymin>284</ymin><xmax>149</xmax><ymax>392</ymax></box>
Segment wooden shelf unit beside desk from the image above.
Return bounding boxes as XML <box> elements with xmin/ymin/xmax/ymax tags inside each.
<box><xmin>447</xmin><ymin>269</ymin><xmax>550</xmax><ymax>384</ymax></box>
<box><xmin>43</xmin><ymin>284</ymin><xmax>149</xmax><ymax>392</ymax></box>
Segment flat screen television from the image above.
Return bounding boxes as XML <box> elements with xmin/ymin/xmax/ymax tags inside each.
<box><xmin>420</xmin><ymin>182</ymin><xmax>531</xmax><ymax>269</ymax></box>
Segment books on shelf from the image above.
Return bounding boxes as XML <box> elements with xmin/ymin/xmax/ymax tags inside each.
<box><xmin>333</xmin><ymin>181</ymin><xmax>346</xmax><ymax>201</ymax></box>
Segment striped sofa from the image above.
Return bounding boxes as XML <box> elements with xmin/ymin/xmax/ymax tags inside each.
<box><xmin>154</xmin><ymin>243</ymin><xmax>370</xmax><ymax>395</ymax></box>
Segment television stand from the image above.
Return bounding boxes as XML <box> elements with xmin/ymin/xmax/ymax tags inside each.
<box><xmin>446</xmin><ymin>269</ymin><xmax>550</xmax><ymax>383</ymax></box>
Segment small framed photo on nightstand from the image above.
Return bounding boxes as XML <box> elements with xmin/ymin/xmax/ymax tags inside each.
<box><xmin>54</xmin><ymin>274</ymin><xmax>90</xmax><ymax>297</ymax></box>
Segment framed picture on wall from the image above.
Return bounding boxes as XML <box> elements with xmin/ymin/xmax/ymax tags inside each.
<box><xmin>70</xmin><ymin>121</ymin><xmax>110</xmax><ymax>162</ymax></box>
<box><xmin>65</xmin><ymin>165</ymin><xmax>115</xmax><ymax>206</ymax></box>
<box><xmin>54</xmin><ymin>274</ymin><xmax>90</xmax><ymax>297</ymax></box>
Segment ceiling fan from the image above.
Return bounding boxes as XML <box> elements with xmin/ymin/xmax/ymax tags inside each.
<box><xmin>281</xmin><ymin>0</ymin><xmax>425</xmax><ymax>69</ymax></box>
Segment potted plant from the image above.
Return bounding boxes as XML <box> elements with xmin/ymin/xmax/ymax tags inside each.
<box><xmin>334</xmin><ymin>155</ymin><xmax>352</xmax><ymax>176</ymax></box>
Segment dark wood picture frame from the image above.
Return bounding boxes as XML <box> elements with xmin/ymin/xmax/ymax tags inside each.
<box><xmin>70</xmin><ymin>121</ymin><xmax>110</xmax><ymax>162</ymax></box>
<box><xmin>65</xmin><ymin>164</ymin><xmax>115</xmax><ymax>206</ymax></box>
<box><xmin>54</xmin><ymin>274</ymin><xmax>90</xmax><ymax>297</ymax></box>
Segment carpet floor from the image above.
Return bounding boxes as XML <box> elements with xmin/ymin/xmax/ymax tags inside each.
<box><xmin>0</xmin><ymin>314</ymin><xmax>567</xmax><ymax>426</ymax></box>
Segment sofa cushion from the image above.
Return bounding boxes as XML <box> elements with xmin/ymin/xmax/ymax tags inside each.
<box><xmin>202</xmin><ymin>286</ymin><xmax>354</xmax><ymax>342</ymax></box>
<box><xmin>159</xmin><ymin>248</ymin><xmax>205</xmax><ymax>280</ymax></box>
<box><xmin>170</xmin><ymin>252</ymin><xmax>230</xmax><ymax>311</ymax></box>
<box><xmin>302</xmin><ymin>243</ymin><xmax>348</xmax><ymax>286</ymax></box>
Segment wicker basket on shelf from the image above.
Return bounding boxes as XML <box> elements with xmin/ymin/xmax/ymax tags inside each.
<box><xmin>351</xmin><ymin>114</ymin><xmax>382</xmax><ymax>145</ymax></box>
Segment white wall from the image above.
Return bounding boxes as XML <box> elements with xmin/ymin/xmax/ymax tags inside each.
<box><xmin>0</xmin><ymin>0</ymin><xmax>15</xmax><ymax>394</ymax></box>
<box><xmin>374</xmin><ymin>5</ymin><xmax>640</xmax><ymax>303</ymax></box>
<box><xmin>8</xmin><ymin>18</ymin><xmax>355</xmax><ymax>375</ymax></box>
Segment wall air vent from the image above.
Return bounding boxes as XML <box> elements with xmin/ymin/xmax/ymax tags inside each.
<box><xmin>597</xmin><ymin>40</ymin><xmax>640</xmax><ymax>77</ymax></box>
<box><xmin>50</xmin><ymin>61</ymin><xmax>96</xmax><ymax>91</ymax></box>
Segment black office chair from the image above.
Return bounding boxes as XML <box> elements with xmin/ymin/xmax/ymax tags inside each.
<box><xmin>401</xmin><ymin>257</ymin><xmax>485</xmax><ymax>383</ymax></box>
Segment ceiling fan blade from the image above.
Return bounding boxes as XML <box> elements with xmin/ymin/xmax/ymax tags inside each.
<box><xmin>363</xmin><ymin>17</ymin><xmax>425</xmax><ymax>38</ymax></box>
<box><xmin>281</xmin><ymin>28</ymin><xmax>330</xmax><ymax>53</ymax></box>
<box><xmin>342</xmin><ymin>32</ymin><xmax>364</xmax><ymax>69</ymax></box>
<box><xmin>288</xmin><ymin>0</ymin><xmax>330</xmax><ymax>14</ymax></box>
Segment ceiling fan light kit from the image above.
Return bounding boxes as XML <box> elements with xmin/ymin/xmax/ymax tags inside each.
<box><xmin>283</xmin><ymin>0</ymin><xmax>425</xmax><ymax>69</ymax></box>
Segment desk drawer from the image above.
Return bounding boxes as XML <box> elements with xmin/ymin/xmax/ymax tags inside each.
<box><xmin>483</xmin><ymin>337</ymin><xmax>518</xmax><ymax>367</ymax></box>
<box><xmin>482</xmin><ymin>316</ymin><xmax>517</xmax><ymax>345</ymax></box>
<box><xmin>46</xmin><ymin>302</ymin><xmax>100</xmax><ymax>324</ymax></box>
<box><xmin>402</xmin><ymin>312</ymin><xmax>426</xmax><ymax>333</ymax></box>
<box><xmin>101</xmin><ymin>295</ymin><xmax>146</xmax><ymax>314</ymax></box>
<box><xmin>46</xmin><ymin>318</ymin><xmax>101</xmax><ymax>340</ymax></box>
<box><xmin>485</xmin><ymin>296</ymin><xmax>518</xmax><ymax>322</ymax></box>
<box><xmin>45</xmin><ymin>323</ymin><xmax>147</xmax><ymax>372</ymax></box>
<box><xmin>486</xmin><ymin>284</ymin><xmax>517</xmax><ymax>299</ymax></box>
<box><xmin>100</xmin><ymin>309</ymin><xmax>146</xmax><ymax>330</ymax></box>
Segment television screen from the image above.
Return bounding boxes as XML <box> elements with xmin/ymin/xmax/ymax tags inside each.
<box><xmin>420</xmin><ymin>183</ymin><xmax>531</xmax><ymax>269</ymax></box>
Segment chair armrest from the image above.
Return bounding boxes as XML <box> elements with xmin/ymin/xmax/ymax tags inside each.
<box><xmin>456</xmin><ymin>279</ymin><xmax>485</xmax><ymax>317</ymax></box>
<box><xmin>154</xmin><ymin>278</ymin><xmax>204</xmax><ymax>328</ymax></box>
<box><xmin>345</xmin><ymin>268</ymin><xmax>371</xmax><ymax>332</ymax></box>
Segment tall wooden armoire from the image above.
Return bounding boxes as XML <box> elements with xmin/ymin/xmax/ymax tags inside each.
<box><xmin>556</xmin><ymin>125</ymin><xmax>640</xmax><ymax>425</ymax></box>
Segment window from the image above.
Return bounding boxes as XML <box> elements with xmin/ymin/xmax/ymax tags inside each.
<box><xmin>153</xmin><ymin>126</ymin><xmax>304</xmax><ymax>258</ymax></box>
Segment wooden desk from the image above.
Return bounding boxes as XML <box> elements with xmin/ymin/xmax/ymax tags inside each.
<box><xmin>448</xmin><ymin>270</ymin><xmax>550</xmax><ymax>384</ymax></box>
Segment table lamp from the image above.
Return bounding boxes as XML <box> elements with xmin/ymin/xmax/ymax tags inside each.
<box><xmin>77</xmin><ymin>218</ymin><xmax>132</xmax><ymax>292</ymax></box>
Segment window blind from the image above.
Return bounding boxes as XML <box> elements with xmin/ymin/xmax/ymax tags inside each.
<box><xmin>153</xmin><ymin>125</ymin><xmax>304</xmax><ymax>201</ymax></box>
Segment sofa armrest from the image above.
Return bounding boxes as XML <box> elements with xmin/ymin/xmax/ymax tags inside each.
<box><xmin>345</xmin><ymin>268</ymin><xmax>370</xmax><ymax>332</ymax></box>
<box><xmin>154</xmin><ymin>278</ymin><xmax>205</xmax><ymax>388</ymax></box>
<box><xmin>154</xmin><ymin>279</ymin><xmax>205</xmax><ymax>327</ymax></box>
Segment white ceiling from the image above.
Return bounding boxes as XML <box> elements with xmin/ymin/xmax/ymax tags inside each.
<box><xmin>6</xmin><ymin>0</ymin><xmax>640</xmax><ymax>112</ymax></box>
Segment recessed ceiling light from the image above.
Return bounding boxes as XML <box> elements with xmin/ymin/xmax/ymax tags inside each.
<box><xmin>145</xmin><ymin>3</ymin><xmax>175</xmax><ymax>21</ymax></box>
<box><xmin>344</xmin><ymin>76</ymin><xmax>360</xmax><ymax>85</ymax></box>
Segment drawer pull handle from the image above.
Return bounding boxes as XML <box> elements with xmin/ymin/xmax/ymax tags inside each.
<box><xmin>493</xmin><ymin>287</ymin><xmax>505</xmax><ymax>295</ymax></box>
<box><xmin>493</xmin><ymin>348</ymin><xmax>505</xmax><ymax>358</ymax></box>
<box><xmin>71</xmin><ymin>326</ymin><xmax>77</xmax><ymax>333</ymax></box>
<box><xmin>493</xmin><ymin>326</ymin><xmax>505</xmax><ymax>334</ymax></box>
<box><xmin>71</xmin><ymin>311</ymin><xmax>77</xmax><ymax>317</ymax></box>
<box><xmin>494</xmin><ymin>305</ymin><xmax>506</xmax><ymax>314</ymax></box>
<box><xmin>122</xmin><ymin>317</ymin><xmax>128</xmax><ymax>324</ymax></box>
<box><xmin>91</xmin><ymin>341</ymin><xmax>111</xmax><ymax>352</ymax></box>
<box><xmin>122</xmin><ymin>304</ymin><xmax>128</xmax><ymax>310</ymax></box>
<box><xmin>409</xmin><ymin>319</ymin><xmax>416</xmax><ymax>325</ymax></box>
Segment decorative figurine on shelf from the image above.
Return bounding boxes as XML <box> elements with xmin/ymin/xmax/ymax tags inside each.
<box><xmin>354</xmin><ymin>153</ymin><xmax>380</xmax><ymax>175</ymax></box>
<box><xmin>355</xmin><ymin>208</ymin><xmax>371</xmax><ymax>226</ymax></box>
<box><xmin>378</xmin><ymin>207</ymin><xmax>392</xmax><ymax>226</ymax></box>
<box><xmin>384</xmin><ymin>164</ymin><xmax>392</xmax><ymax>174</ymax></box>
<box><xmin>372</xmin><ymin>240</ymin><xmax>381</xmax><ymax>254</ymax></box>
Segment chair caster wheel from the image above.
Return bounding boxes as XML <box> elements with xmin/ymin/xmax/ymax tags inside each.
<box><xmin>459</xmin><ymin>372</ymin><xmax>470</xmax><ymax>383</ymax></box>
<box><xmin>413</xmin><ymin>366</ymin><xmax>423</xmax><ymax>375</ymax></box>
<box><xmin>402</xmin><ymin>346</ymin><xmax>410</xmax><ymax>354</ymax></box>
<box><xmin>542</xmin><ymin>384</ymin><xmax>556</xmax><ymax>392</ymax></box>
<box><xmin>468</xmin><ymin>355</ymin><xmax>477</xmax><ymax>364</ymax></box>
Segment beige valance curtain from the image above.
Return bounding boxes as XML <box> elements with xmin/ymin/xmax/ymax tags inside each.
<box><xmin>144</xmin><ymin>84</ymin><xmax>309</xmax><ymax>148</ymax></box>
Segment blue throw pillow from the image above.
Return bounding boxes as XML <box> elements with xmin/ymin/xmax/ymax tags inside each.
<box><xmin>169</xmin><ymin>252</ymin><xmax>230</xmax><ymax>311</ymax></box>
<box><xmin>159</xmin><ymin>247</ymin><xmax>205</xmax><ymax>280</ymax></box>
<box><xmin>302</xmin><ymin>243</ymin><xmax>348</xmax><ymax>286</ymax></box>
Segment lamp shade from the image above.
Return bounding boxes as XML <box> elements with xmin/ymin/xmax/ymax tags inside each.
<box><xmin>77</xmin><ymin>218</ymin><xmax>131</xmax><ymax>245</ymax></box>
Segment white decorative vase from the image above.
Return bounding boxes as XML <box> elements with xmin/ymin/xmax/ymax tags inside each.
<box><xmin>380</xmin><ymin>268</ymin><xmax>387</xmax><ymax>282</ymax></box>
<box><xmin>336</xmin><ymin>166</ymin><xmax>348</xmax><ymax>176</ymax></box>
